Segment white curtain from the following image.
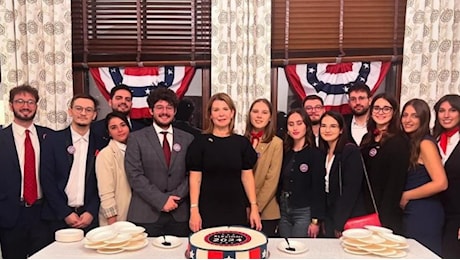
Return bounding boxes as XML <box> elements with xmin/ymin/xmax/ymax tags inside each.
<box><xmin>0</xmin><ymin>0</ymin><xmax>73</xmax><ymax>130</ymax></box>
<box><xmin>211</xmin><ymin>0</ymin><xmax>271</xmax><ymax>134</ymax></box>
<box><xmin>401</xmin><ymin>0</ymin><xmax>460</xmax><ymax>119</ymax></box>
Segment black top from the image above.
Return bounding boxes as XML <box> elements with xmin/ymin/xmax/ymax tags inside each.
<box><xmin>361</xmin><ymin>133</ymin><xmax>410</xmax><ymax>234</ymax></box>
<box><xmin>186</xmin><ymin>134</ymin><xmax>257</xmax><ymax>228</ymax></box>
<box><xmin>441</xmin><ymin>139</ymin><xmax>460</xmax><ymax>217</ymax></box>
<box><xmin>279</xmin><ymin>145</ymin><xmax>326</xmax><ymax>219</ymax></box>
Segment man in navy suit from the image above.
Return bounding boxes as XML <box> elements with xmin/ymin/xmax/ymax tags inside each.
<box><xmin>41</xmin><ymin>94</ymin><xmax>106</xmax><ymax>234</ymax></box>
<box><xmin>0</xmin><ymin>85</ymin><xmax>54</xmax><ymax>258</ymax></box>
<box><xmin>343</xmin><ymin>83</ymin><xmax>372</xmax><ymax>146</ymax></box>
<box><xmin>91</xmin><ymin>84</ymin><xmax>148</xmax><ymax>145</ymax></box>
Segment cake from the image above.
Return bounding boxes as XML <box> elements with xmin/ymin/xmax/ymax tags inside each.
<box><xmin>188</xmin><ymin>226</ymin><xmax>268</xmax><ymax>259</ymax></box>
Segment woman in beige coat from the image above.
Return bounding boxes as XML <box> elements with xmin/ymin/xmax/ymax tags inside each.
<box><xmin>244</xmin><ymin>98</ymin><xmax>283</xmax><ymax>237</ymax></box>
<box><xmin>95</xmin><ymin>112</ymin><xmax>132</xmax><ymax>225</ymax></box>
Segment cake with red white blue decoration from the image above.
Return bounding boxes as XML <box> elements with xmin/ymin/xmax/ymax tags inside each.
<box><xmin>188</xmin><ymin>226</ymin><xmax>268</xmax><ymax>259</ymax></box>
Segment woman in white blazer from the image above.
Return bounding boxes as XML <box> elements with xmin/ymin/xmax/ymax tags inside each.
<box><xmin>95</xmin><ymin>112</ymin><xmax>132</xmax><ymax>225</ymax></box>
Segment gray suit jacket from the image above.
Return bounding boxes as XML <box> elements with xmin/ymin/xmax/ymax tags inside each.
<box><xmin>125</xmin><ymin>126</ymin><xmax>194</xmax><ymax>223</ymax></box>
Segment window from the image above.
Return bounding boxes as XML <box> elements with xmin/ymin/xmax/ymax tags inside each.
<box><xmin>71</xmin><ymin>0</ymin><xmax>211</xmax><ymax>65</ymax></box>
<box><xmin>271</xmin><ymin>0</ymin><xmax>407</xmax><ymax>64</ymax></box>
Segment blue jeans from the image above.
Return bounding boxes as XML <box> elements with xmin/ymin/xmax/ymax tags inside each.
<box><xmin>278</xmin><ymin>195</ymin><xmax>311</xmax><ymax>238</ymax></box>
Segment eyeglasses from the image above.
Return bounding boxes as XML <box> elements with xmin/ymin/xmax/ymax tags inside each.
<box><xmin>13</xmin><ymin>99</ymin><xmax>36</xmax><ymax>106</ymax></box>
<box><xmin>372</xmin><ymin>106</ymin><xmax>393</xmax><ymax>114</ymax></box>
<box><xmin>304</xmin><ymin>105</ymin><xmax>324</xmax><ymax>112</ymax></box>
<box><xmin>73</xmin><ymin>106</ymin><xmax>95</xmax><ymax>113</ymax></box>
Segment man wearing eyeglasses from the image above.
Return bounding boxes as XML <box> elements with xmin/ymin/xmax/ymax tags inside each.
<box><xmin>0</xmin><ymin>85</ymin><xmax>54</xmax><ymax>258</ymax></box>
<box><xmin>41</xmin><ymin>94</ymin><xmax>106</xmax><ymax>235</ymax></box>
<box><xmin>344</xmin><ymin>83</ymin><xmax>372</xmax><ymax>146</ymax></box>
<box><xmin>91</xmin><ymin>84</ymin><xmax>148</xmax><ymax>145</ymax></box>
<box><xmin>302</xmin><ymin>95</ymin><xmax>326</xmax><ymax>146</ymax></box>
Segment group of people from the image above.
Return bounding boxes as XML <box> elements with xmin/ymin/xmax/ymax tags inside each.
<box><xmin>0</xmin><ymin>83</ymin><xmax>458</xmax><ymax>259</ymax></box>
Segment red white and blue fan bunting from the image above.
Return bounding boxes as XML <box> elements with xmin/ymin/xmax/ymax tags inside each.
<box><xmin>285</xmin><ymin>61</ymin><xmax>390</xmax><ymax>114</ymax></box>
<box><xmin>90</xmin><ymin>66</ymin><xmax>195</xmax><ymax>119</ymax></box>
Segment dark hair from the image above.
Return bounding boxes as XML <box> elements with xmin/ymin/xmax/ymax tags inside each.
<box><xmin>69</xmin><ymin>93</ymin><xmax>98</xmax><ymax>109</ymax></box>
<box><xmin>401</xmin><ymin>99</ymin><xmax>431</xmax><ymax>169</ymax></box>
<box><xmin>110</xmin><ymin>84</ymin><xmax>132</xmax><ymax>99</ymax></box>
<box><xmin>175</xmin><ymin>98</ymin><xmax>195</xmax><ymax>121</ymax></box>
<box><xmin>347</xmin><ymin>82</ymin><xmax>371</xmax><ymax>98</ymax></box>
<box><xmin>360</xmin><ymin>93</ymin><xmax>401</xmax><ymax>147</ymax></box>
<box><xmin>302</xmin><ymin>94</ymin><xmax>324</xmax><ymax>107</ymax></box>
<box><xmin>9</xmin><ymin>84</ymin><xmax>39</xmax><ymax>103</ymax></box>
<box><xmin>104</xmin><ymin>111</ymin><xmax>130</xmax><ymax>132</ymax></box>
<box><xmin>318</xmin><ymin>110</ymin><xmax>349</xmax><ymax>154</ymax></box>
<box><xmin>244</xmin><ymin>98</ymin><xmax>276</xmax><ymax>143</ymax></box>
<box><xmin>146</xmin><ymin>87</ymin><xmax>179</xmax><ymax>110</ymax></box>
<box><xmin>284</xmin><ymin>108</ymin><xmax>315</xmax><ymax>152</ymax></box>
<box><xmin>432</xmin><ymin>94</ymin><xmax>460</xmax><ymax>139</ymax></box>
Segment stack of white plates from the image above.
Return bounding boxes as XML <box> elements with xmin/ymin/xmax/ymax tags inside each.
<box><xmin>340</xmin><ymin>226</ymin><xmax>409</xmax><ymax>258</ymax></box>
<box><xmin>83</xmin><ymin>221</ymin><xmax>148</xmax><ymax>254</ymax></box>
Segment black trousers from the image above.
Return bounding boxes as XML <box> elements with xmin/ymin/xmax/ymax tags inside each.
<box><xmin>0</xmin><ymin>204</ymin><xmax>52</xmax><ymax>259</ymax></box>
<box><xmin>134</xmin><ymin>212</ymin><xmax>190</xmax><ymax>237</ymax></box>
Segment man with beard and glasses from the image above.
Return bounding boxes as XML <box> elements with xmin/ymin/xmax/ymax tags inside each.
<box><xmin>344</xmin><ymin>83</ymin><xmax>372</xmax><ymax>145</ymax></box>
<box><xmin>91</xmin><ymin>84</ymin><xmax>148</xmax><ymax>145</ymax></box>
<box><xmin>40</xmin><ymin>94</ymin><xmax>106</xmax><ymax>234</ymax></box>
<box><xmin>302</xmin><ymin>95</ymin><xmax>326</xmax><ymax>147</ymax></box>
<box><xmin>125</xmin><ymin>88</ymin><xmax>194</xmax><ymax>237</ymax></box>
<box><xmin>0</xmin><ymin>85</ymin><xmax>53</xmax><ymax>258</ymax></box>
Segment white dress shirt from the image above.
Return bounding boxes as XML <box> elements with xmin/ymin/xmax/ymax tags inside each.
<box><xmin>65</xmin><ymin>127</ymin><xmax>90</xmax><ymax>207</ymax></box>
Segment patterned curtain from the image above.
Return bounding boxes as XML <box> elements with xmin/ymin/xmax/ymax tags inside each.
<box><xmin>0</xmin><ymin>1</ymin><xmax>73</xmax><ymax>130</ymax></box>
<box><xmin>211</xmin><ymin>0</ymin><xmax>271</xmax><ymax>134</ymax></box>
<box><xmin>401</xmin><ymin>1</ymin><xmax>460</xmax><ymax>119</ymax></box>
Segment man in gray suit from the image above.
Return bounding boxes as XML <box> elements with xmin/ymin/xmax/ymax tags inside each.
<box><xmin>125</xmin><ymin>87</ymin><xmax>194</xmax><ymax>237</ymax></box>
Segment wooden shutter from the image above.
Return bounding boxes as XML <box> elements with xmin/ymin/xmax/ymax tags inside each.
<box><xmin>71</xmin><ymin>0</ymin><xmax>211</xmax><ymax>67</ymax></box>
<box><xmin>272</xmin><ymin>0</ymin><xmax>407</xmax><ymax>65</ymax></box>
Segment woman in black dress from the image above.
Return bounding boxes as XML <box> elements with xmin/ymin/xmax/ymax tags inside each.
<box><xmin>433</xmin><ymin>94</ymin><xmax>460</xmax><ymax>258</ymax></box>
<box><xmin>360</xmin><ymin>93</ymin><xmax>410</xmax><ymax>235</ymax></box>
<box><xmin>187</xmin><ymin>93</ymin><xmax>262</xmax><ymax>232</ymax></box>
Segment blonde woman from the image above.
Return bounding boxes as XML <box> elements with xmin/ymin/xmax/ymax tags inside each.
<box><xmin>244</xmin><ymin>98</ymin><xmax>283</xmax><ymax>237</ymax></box>
<box><xmin>187</xmin><ymin>93</ymin><xmax>262</xmax><ymax>232</ymax></box>
<box><xmin>95</xmin><ymin>112</ymin><xmax>132</xmax><ymax>225</ymax></box>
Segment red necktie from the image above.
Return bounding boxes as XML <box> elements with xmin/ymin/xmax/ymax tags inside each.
<box><xmin>439</xmin><ymin>126</ymin><xmax>459</xmax><ymax>154</ymax></box>
<box><xmin>24</xmin><ymin>130</ymin><xmax>37</xmax><ymax>205</ymax></box>
<box><xmin>161</xmin><ymin>131</ymin><xmax>171</xmax><ymax>167</ymax></box>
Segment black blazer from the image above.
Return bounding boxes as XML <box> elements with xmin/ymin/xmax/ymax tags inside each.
<box><xmin>0</xmin><ymin>125</ymin><xmax>53</xmax><ymax>228</ymax></box>
<box><xmin>325</xmin><ymin>143</ymin><xmax>367</xmax><ymax>232</ymax></box>
<box><xmin>40</xmin><ymin>127</ymin><xmax>106</xmax><ymax>221</ymax></box>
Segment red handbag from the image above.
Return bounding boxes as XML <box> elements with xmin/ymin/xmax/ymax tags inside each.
<box><xmin>340</xmin><ymin>155</ymin><xmax>382</xmax><ymax>230</ymax></box>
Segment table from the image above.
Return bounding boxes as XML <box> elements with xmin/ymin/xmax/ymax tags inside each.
<box><xmin>30</xmin><ymin>237</ymin><xmax>440</xmax><ymax>259</ymax></box>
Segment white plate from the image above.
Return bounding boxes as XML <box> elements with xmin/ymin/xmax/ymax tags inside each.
<box><xmin>122</xmin><ymin>239</ymin><xmax>149</xmax><ymax>251</ymax></box>
<box><xmin>364</xmin><ymin>225</ymin><xmax>393</xmax><ymax>234</ymax></box>
<box><xmin>86</xmin><ymin>229</ymin><xmax>118</xmax><ymax>242</ymax></box>
<box><xmin>394</xmin><ymin>243</ymin><xmax>409</xmax><ymax>249</ymax></box>
<box><xmin>131</xmin><ymin>232</ymin><xmax>148</xmax><ymax>241</ymax></box>
<box><xmin>342</xmin><ymin>228</ymin><xmax>372</xmax><ymax>239</ymax></box>
<box><xmin>372</xmin><ymin>248</ymin><xmax>397</xmax><ymax>256</ymax></box>
<box><xmin>104</xmin><ymin>233</ymin><xmax>132</xmax><ymax>244</ymax></box>
<box><xmin>387</xmin><ymin>249</ymin><xmax>407</xmax><ymax>258</ymax></box>
<box><xmin>86</xmin><ymin>226</ymin><xmax>113</xmax><ymax>240</ymax></box>
<box><xmin>343</xmin><ymin>247</ymin><xmax>370</xmax><ymax>255</ymax></box>
<box><xmin>151</xmin><ymin>235</ymin><xmax>183</xmax><ymax>249</ymax></box>
<box><xmin>110</xmin><ymin>221</ymin><xmax>137</xmax><ymax>232</ymax></box>
<box><xmin>84</xmin><ymin>241</ymin><xmax>108</xmax><ymax>249</ymax></box>
<box><xmin>102</xmin><ymin>240</ymin><xmax>131</xmax><ymax>249</ymax></box>
<box><xmin>380</xmin><ymin>233</ymin><xmax>407</xmax><ymax>244</ymax></box>
<box><xmin>118</xmin><ymin>226</ymin><xmax>146</xmax><ymax>236</ymax></box>
<box><xmin>358</xmin><ymin>243</ymin><xmax>387</xmax><ymax>252</ymax></box>
<box><xmin>96</xmin><ymin>247</ymin><xmax>125</xmax><ymax>254</ymax></box>
<box><xmin>357</xmin><ymin>234</ymin><xmax>386</xmax><ymax>244</ymax></box>
<box><xmin>277</xmin><ymin>240</ymin><xmax>308</xmax><ymax>254</ymax></box>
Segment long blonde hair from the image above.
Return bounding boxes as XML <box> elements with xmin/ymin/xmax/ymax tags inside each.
<box><xmin>203</xmin><ymin>93</ymin><xmax>236</xmax><ymax>134</ymax></box>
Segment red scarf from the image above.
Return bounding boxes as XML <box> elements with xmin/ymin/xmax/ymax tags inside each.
<box><xmin>250</xmin><ymin>131</ymin><xmax>264</xmax><ymax>145</ymax></box>
<box><xmin>439</xmin><ymin>126</ymin><xmax>459</xmax><ymax>154</ymax></box>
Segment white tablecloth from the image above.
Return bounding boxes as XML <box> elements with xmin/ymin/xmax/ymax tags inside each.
<box><xmin>29</xmin><ymin>237</ymin><xmax>440</xmax><ymax>259</ymax></box>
